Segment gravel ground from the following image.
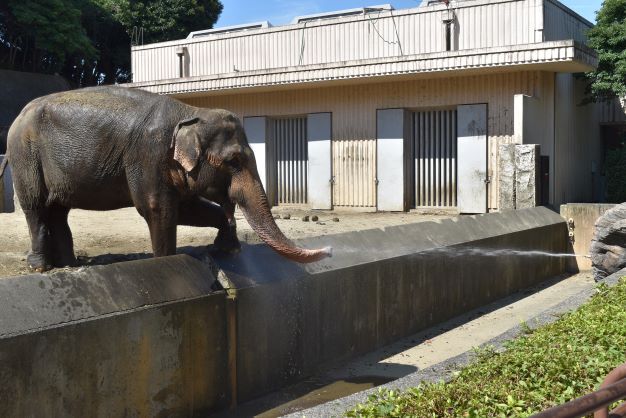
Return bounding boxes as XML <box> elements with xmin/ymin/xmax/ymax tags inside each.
<box><xmin>0</xmin><ymin>206</ymin><xmax>451</xmax><ymax>278</ymax></box>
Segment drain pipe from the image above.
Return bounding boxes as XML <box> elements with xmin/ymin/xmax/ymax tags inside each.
<box><xmin>225</xmin><ymin>284</ymin><xmax>238</xmax><ymax>409</ymax></box>
<box><xmin>205</xmin><ymin>255</ymin><xmax>239</xmax><ymax>409</ymax></box>
<box><xmin>175</xmin><ymin>46</ymin><xmax>187</xmax><ymax>78</ymax></box>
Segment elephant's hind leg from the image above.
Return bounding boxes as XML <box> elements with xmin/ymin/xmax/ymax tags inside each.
<box><xmin>24</xmin><ymin>208</ymin><xmax>52</xmax><ymax>272</ymax></box>
<box><xmin>48</xmin><ymin>206</ymin><xmax>77</xmax><ymax>267</ymax></box>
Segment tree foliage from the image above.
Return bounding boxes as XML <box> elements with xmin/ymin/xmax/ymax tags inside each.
<box><xmin>587</xmin><ymin>0</ymin><xmax>626</xmax><ymax>98</ymax></box>
<box><xmin>0</xmin><ymin>0</ymin><xmax>222</xmax><ymax>86</ymax></box>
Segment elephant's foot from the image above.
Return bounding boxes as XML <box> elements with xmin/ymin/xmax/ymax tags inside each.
<box><xmin>214</xmin><ymin>224</ymin><xmax>241</xmax><ymax>254</ymax></box>
<box><xmin>27</xmin><ymin>252</ymin><xmax>51</xmax><ymax>273</ymax></box>
<box><xmin>52</xmin><ymin>251</ymin><xmax>77</xmax><ymax>268</ymax></box>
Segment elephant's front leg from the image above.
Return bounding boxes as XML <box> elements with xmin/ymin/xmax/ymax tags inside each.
<box><xmin>141</xmin><ymin>195</ymin><xmax>179</xmax><ymax>257</ymax></box>
<box><xmin>178</xmin><ymin>197</ymin><xmax>241</xmax><ymax>253</ymax></box>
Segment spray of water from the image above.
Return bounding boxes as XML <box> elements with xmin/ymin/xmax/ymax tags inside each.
<box><xmin>330</xmin><ymin>246</ymin><xmax>589</xmax><ymax>259</ymax></box>
<box><xmin>425</xmin><ymin>248</ymin><xmax>589</xmax><ymax>258</ymax></box>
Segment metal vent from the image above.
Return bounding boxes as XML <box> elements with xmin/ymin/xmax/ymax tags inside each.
<box><xmin>187</xmin><ymin>21</ymin><xmax>272</xmax><ymax>39</ymax></box>
<box><xmin>291</xmin><ymin>4</ymin><xmax>393</xmax><ymax>24</ymax></box>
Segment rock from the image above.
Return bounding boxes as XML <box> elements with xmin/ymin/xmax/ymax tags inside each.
<box><xmin>498</xmin><ymin>144</ymin><xmax>516</xmax><ymax>211</ymax></box>
<box><xmin>282</xmin><ymin>213</ymin><xmax>291</xmax><ymax>220</ymax></box>
<box><xmin>302</xmin><ymin>215</ymin><xmax>309</xmax><ymax>222</ymax></box>
<box><xmin>590</xmin><ymin>203</ymin><xmax>626</xmax><ymax>281</ymax></box>
<box><xmin>332</xmin><ymin>217</ymin><xmax>339</xmax><ymax>222</ymax></box>
<box><xmin>515</xmin><ymin>144</ymin><xmax>540</xmax><ymax>209</ymax></box>
<box><xmin>274</xmin><ymin>214</ymin><xmax>281</xmax><ymax>220</ymax></box>
<box><xmin>311</xmin><ymin>215</ymin><xmax>319</xmax><ymax>222</ymax></box>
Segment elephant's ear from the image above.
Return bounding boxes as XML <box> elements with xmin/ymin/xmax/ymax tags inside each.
<box><xmin>171</xmin><ymin>117</ymin><xmax>201</xmax><ymax>172</ymax></box>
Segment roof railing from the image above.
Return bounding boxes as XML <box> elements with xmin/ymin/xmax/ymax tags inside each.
<box><xmin>186</xmin><ymin>21</ymin><xmax>272</xmax><ymax>39</ymax></box>
<box><xmin>291</xmin><ymin>4</ymin><xmax>393</xmax><ymax>24</ymax></box>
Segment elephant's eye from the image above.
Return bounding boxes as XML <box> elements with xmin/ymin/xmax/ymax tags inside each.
<box><xmin>226</xmin><ymin>155</ymin><xmax>242</xmax><ymax>171</ymax></box>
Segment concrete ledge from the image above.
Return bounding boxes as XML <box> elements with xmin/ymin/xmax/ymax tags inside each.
<box><xmin>287</xmin><ymin>269</ymin><xmax>626</xmax><ymax>418</ymax></box>
<box><xmin>0</xmin><ymin>255</ymin><xmax>229</xmax><ymax>417</ymax></box>
<box><xmin>560</xmin><ymin>203</ymin><xmax>616</xmax><ymax>271</ymax></box>
<box><xmin>0</xmin><ymin>207</ymin><xmax>572</xmax><ymax>415</ymax></box>
<box><xmin>214</xmin><ymin>207</ymin><xmax>570</xmax><ymax>401</ymax></box>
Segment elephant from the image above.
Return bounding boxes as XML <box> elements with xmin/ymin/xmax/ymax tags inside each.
<box><xmin>0</xmin><ymin>86</ymin><xmax>331</xmax><ymax>272</ymax></box>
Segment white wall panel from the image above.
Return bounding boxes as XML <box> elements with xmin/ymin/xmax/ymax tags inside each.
<box><xmin>332</xmin><ymin>139</ymin><xmax>376</xmax><ymax>208</ymax></box>
<box><xmin>243</xmin><ymin>117</ymin><xmax>267</xmax><ymax>191</ymax></box>
<box><xmin>543</xmin><ymin>0</ymin><xmax>592</xmax><ymax>44</ymax></box>
<box><xmin>308</xmin><ymin>113</ymin><xmax>332</xmax><ymax>209</ymax></box>
<box><xmin>457</xmin><ymin>104</ymin><xmax>488</xmax><ymax>214</ymax></box>
<box><xmin>130</xmin><ymin>0</ymin><xmax>590</xmax><ymax>83</ymax></box>
<box><xmin>377</xmin><ymin>109</ymin><xmax>408</xmax><ymax>211</ymax></box>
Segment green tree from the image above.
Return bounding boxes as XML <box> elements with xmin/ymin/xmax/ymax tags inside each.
<box><xmin>587</xmin><ymin>0</ymin><xmax>626</xmax><ymax>98</ymax></box>
<box><xmin>98</xmin><ymin>0</ymin><xmax>223</xmax><ymax>44</ymax></box>
<box><xmin>0</xmin><ymin>0</ymin><xmax>96</xmax><ymax>74</ymax></box>
<box><xmin>0</xmin><ymin>0</ymin><xmax>223</xmax><ymax>86</ymax></box>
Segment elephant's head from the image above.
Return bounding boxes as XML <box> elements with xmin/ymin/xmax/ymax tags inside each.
<box><xmin>171</xmin><ymin>109</ymin><xmax>332</xmax><ymax>263</ymax></box>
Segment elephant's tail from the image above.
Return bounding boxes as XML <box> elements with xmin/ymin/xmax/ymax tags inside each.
<box><xmin>0</xmin><ymin>153</ymin><xmax>8</xmax><ymax>179</ymax></box>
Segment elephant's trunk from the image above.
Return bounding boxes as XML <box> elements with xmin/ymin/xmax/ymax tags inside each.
<box><xmin>230</xmin><ymin>168</ymin><xmax>332</xmax><ymax>263</ymax></box>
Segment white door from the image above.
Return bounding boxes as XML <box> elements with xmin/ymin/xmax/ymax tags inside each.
<box><xmin>308</xmin><ymin>113</ymin><xmax>332</xmax><ymax>210</ymax></box>
<box><xmin>457</xmin><ymin>104</ymin><xmax>488</xmax><ymax>214</ymax></box>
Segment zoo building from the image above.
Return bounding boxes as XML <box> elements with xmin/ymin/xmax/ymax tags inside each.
<box><xmin>127</xmin><ymin>0</ymin><xmax>602</xmax><ymax>214</ymax></box>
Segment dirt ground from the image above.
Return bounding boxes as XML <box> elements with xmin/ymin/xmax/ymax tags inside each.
<box><xmin>0</xmin><ymin>207</ymin><xmax>451</xmax><ymax>278</ymax></box>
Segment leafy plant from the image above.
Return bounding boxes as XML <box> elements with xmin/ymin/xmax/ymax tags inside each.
<box><xmin>347</xmin><ymin>278</ymin><xmax>626</xmax><ymax>417</ymax></box>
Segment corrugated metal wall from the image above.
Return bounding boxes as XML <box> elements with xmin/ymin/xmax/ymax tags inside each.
<box><xmin>268</xmin><ymin>117</ymin><xmax>308</xmax><ymax>205</ymax></box>
<box><xmin>132</xmin><ymin>0</ymin><xmax>548</xmax><ymax>83</ymax></box>
<box><xmin>554</xmin><ymin>73</ymin><xmax>601</xmax><ymax>206</ymax></box>
<box><xmin>332</xmin><ymin>139</ymin><xmax>377</xmax><ymax>207</ymax></box>
<box><xmin>412</xmin><ymin>109</ymin><xmax>457</xmax><ymax>208</ymax></box>
<box><xmin>543</xmin><ymin>0</ymin><xmax>591</xmax><ymax>44</ymax></box>
<box><xmin>184</xmin><ymin>71</ymin><xmax>546</xmax><ymax>211</ymax></box>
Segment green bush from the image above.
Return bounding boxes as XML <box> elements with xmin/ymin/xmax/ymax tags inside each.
<box><xmin>347</xmin><ymin>280</ymin><xmax>626</xmax><ymax>417</ymax></box>
<box><xmin>606</xmin><ymin>146</ymin><xmax>626</xmax><ymax>203</ymax></box>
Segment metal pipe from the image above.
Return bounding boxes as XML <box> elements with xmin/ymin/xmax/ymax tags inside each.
<box><xmin>175</xmin><ymin>46</ymin><xmax>186</xmax><ymax>78</ymax></box>
<box><xmin>532</xmin><ymin>377</ymin><xmax>626</xmax><ymax>418</ymax></box>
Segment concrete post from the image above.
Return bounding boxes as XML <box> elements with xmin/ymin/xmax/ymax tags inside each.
<box><xmin>243</xmin><ymin>117</ymin><xmax>267</xmax><ymax>191</ymax></box>
<box><xmin>515</xmin><ymin>144</ymin><xmax>541</xmax><ymax>209</ymax></box>
<box><xmin>498</xmin><ymin>144</ymin><xmax>516</xmax><ymax>211</ymax></box>
<box><xmin>307</xmin><ymin>113</ymin><xmax>332</xmax><ymax>210</ymax></box>
<box><xmin>377</xmin><ymin>109</ymin><xmax>408</xmax><ymax>212</ymax></box>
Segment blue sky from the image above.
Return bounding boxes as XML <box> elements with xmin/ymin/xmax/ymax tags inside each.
<box><xmin>216</xmin><ymin>0</ymin><xmax>602</xmax><ymax>28</ymax></box>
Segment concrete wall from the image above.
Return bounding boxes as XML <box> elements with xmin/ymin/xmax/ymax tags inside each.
<box><xmin>0</xmin><ymin>208</ymin><xmax>571</xmax><ymax>414</ymax></box>
<box><xmin>0</xmin><ymin>255</ymin><xmax>229</xmax><ymax>417</ymax></box>
<box><xmin>560</xmin><ymin>203</ymin><xmax>616</xmax><ymax>271</ymax></box>
<box><xmin>213</xmin><ymin>207</ymin><xmax>570</xmax><ymax>401</ymax></box>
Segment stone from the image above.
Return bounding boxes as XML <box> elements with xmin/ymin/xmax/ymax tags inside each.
<box><xmin>273</xmin><ymin>214</ymin><xmax>281</xmax><ymax>219</ymax></box>
<box><xmin>590</xmin><ymin>203</ymin><xmax>626</xmax><ymax>281</ymax></box>
<box><xmin>302</xmin><ymin>215</ymin><xmax>309</xmax><ymax>222</ymax></box>
<box><xmin>282</xmin><ymin>214</ymin><xmax>291</xmax><ymax>220</ymax></box>
<box><xmin>332</xmin><ymin>217</ymin><xmax>339</xmax><ymax>222</ymax></box>
<box><xmin>498</xmin><ymin>144</ymin><xmax>516</xmax><ymax>211</ymax></box>
<box><xmin>515</xmin><ymin>144</ymin><xmax>540</xmax><ymax>209</ymax></box>
<box><xmin>311</xmin><ymin>215</ymin><xmax>319</xmax><ymax>222</ymax></box>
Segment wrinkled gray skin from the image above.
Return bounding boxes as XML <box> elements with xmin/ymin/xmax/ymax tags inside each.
<box><xmin>1</xmin><ymin>86</ymin><xmax>331</xmax><ymax>272</ymax></box>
